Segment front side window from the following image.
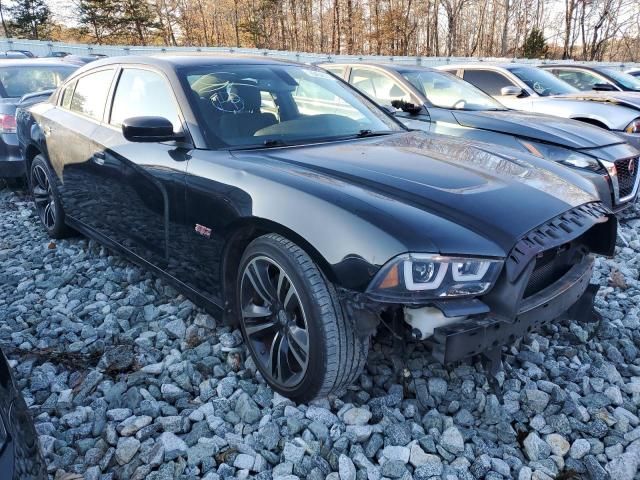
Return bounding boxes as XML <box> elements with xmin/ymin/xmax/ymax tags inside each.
<box><xmin>69</xmin><ymin>69</ymin><xmax>115</xmax><ymax>120</ymax></box>
<box><xmin>508</xmin><ymin>66</ymin><xmax>578</xmax><ymax>96</ymax></box>
<box><xmin>182</xmin><ymin>64</ymin><xmax>403</xmax><ymax>148</ymax></box>
<box><xmin>110</xmin><ymin>68</ymin><xmax>181</xmax><ymax>130</ymax></box>
<box><xmin>401</xmin><ymin>69</ymin><xmax>505</xmax><ymax>111</ymax></box>
<box><xmin>349</xmin><ymin>68</ymin><xmax>411</xmax><ymax>106</ymax></box>
<box><xmin>553</xmin><ymin>69</ymin><xmax>607</xmax><ymax>91</ymax></box>
<box><xmin>0</xmin><ymin>65</ymin><xmax>75</xmax><ymax>98</ymax></box>
<box><xmin>596</xmin><ymin>67</ymin><xmax>640</xmax><ymax>91</ymax></box>
<box><xmin>462</xmin><ymin>70</ymin><xmax>515</xmax><ymax>96</ymax></box>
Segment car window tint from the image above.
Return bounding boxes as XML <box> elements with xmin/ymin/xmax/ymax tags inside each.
<box><xmin>70</xmin><ymin>69</ymin><xmax>114</xmax><ymax>120</ymax></box>
<box><xmin>350</xmin><ymin>68</ymin><xmax>411</xmax><ymax>106</ymax></box>
<box><xmin>110</xmin><ymin>68</ymin><xmax>181</xmax><ymax>130</ymax></box>
<box><xmin>554</xmin><ymin>69</ymin><xmax>603</xmax><ymax>90</ymax></box>
<box><xmin>462</xmin><ymin>70</ymin><xmax>515</xmax><ymax>96</ymax></box>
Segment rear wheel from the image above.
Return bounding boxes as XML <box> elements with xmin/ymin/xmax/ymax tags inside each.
<box><xmin>237</xmin><ymin>233</ymin><xmax>369</xmax><ymax>402</ymax></box>
<box><xmin>30</xmin><ymin>155</ymin><xmax>72</xmax><ymax>239</ymax></box>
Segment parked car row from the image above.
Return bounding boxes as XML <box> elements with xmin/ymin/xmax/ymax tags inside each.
<box><xmin>8</xmin><ymin>54</ymin><xmax>619</xmax><ymax>404</ymax></box>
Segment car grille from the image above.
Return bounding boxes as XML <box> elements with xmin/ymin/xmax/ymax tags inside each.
<box><xmin>615</xmin><ymin>156</ymin><xmax>639</xmax><ymax>200</ymax></box>
<box><xmin>523</xmin><ymin>247</ymin><xmax>572</xmax><ymax>298</ymax></box>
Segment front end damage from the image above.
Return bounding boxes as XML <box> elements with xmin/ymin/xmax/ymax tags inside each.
<box><xmin>343</xmin><ymin>202</ymin><xmax>616</xmax><ymax>368</ymax></box>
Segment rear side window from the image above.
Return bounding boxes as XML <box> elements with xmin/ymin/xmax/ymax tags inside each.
<box><xmin>60</xmin><ymin>80</ymin><xmax>76</xmax><ymax>109</ymax></box>
<box><xmin>110</xmin><ymin>68</ymin><xmax>181</xmax><ymax>130</ymax></box>
<box><xmin>462</xmin><ymin>70</ymin><xmax>514</xmax><ymax>96</ymax></box>
<box><xmin>349</xmin><ymin>67</ymin><xmax>411</xmax><ymax>106</ymax></box>
<box><xmin>70</xmin><ymin>69</ymin><xmax>115</xmax><ymax>120</ymax></box>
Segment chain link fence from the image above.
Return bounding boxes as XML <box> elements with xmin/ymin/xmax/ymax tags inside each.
<box><xmin>1</xmin><ymin>38</ymin><xmax>639</xmax><ymax>70</ymax></box>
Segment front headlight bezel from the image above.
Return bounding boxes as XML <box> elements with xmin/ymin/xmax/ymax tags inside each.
<box><xmin>517</xmin><ymin>139</ymin><xmax>603</xmax><ymax>172</ymax></box>
<box><xmin>367</xmin><ymin>253</ymin><xmax>504</xmax><ymax>302</ymax></box>
<box><xmin>624</xmin><ymin>118</ymin><xmax>640</xmax><ymax>134</ymax></box>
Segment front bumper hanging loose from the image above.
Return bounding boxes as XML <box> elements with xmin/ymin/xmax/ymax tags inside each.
<box><xmin>429</xmin><ymin>255</ymin><xmax>597</xmax><ymax>365</ymax></box>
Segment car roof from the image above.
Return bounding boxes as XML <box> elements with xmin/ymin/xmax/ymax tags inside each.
<box><xmin>0</xmin><ymin>58</ymin><xmax>76</xmax><ymax>68</ymax></box>
<box><xmin>319</xmin><ymin>61</ymin><xmax>439</xmax><ymax>73</ymax></box>
<box><xmin>438</xmin><ymin>63</ymin><xmax>532</xmax><ymax>70</ymax></box>
<box><xmin>86</xmin><ymin>53</ymin><xmax>303</xmax><ymax>71</ymax></box>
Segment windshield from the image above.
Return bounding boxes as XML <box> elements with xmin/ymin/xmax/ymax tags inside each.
<box><xmin>508</xmin><ymin>66</ymin><xmax>578</xmax><ymax>96</ymax></box>
<box><xmin>0</xmin><ymin>65</ymin><xmax>76</xmax><ymax>98</ymax></box>
<box><xmin>401</xmin><ymin>69</ymin><xmax>506</xmax><ymax>111</ymax></box>
<box><xmin>181</xmin><ymin>64</ymin><xmax>403</xmax><ymax>148</ymax></box>
<box><xmin>596</xmin><ymin>67</ymin><xmax>640</xmax><ymax>91</ymax></box>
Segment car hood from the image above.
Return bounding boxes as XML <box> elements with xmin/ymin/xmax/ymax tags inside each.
<box><xmin>556</xmin><ymin>91</ymin><xmax>640</xmax><ymax>110</ymax></box>
<box><xmin>450</xmin><ymin>109</ymin><xmax>622</xmax><ymax>149</ymax></box>
<box><xmin>235</xmin><ymin>131</ymin><xmax>597</xmax><ymax>253</ymax></box>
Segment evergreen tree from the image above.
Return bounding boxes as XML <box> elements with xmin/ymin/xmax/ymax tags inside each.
<box><xmin>77</xmin><ymin>0</ymin><xmax>120</xmax><ymax>44</ymax></box>
<box><xmin>522</xmin><ymin>28</ymin><xmax>548</xmax><ymax>59</ymax></box>
<box><xmin>9</xmin><ymin>0</ymin><xmax>51</xmax><ymax>39</ymax></box>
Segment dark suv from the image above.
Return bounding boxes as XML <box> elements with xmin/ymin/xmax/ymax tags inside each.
<box><xmin>18</xmin><ymin>55</ymin><xmax>616</xmax><ymax>401</ymax></box>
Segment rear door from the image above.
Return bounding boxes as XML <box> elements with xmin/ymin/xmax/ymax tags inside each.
<box><xmin>89</xmin><ymin>66</ymin><xmax>190</xmax><ymax>268</ymax></box>
<box><xmin>462</xmin><ymin>69</ymin><xmax>532</xmax><ymax>109</ymax></box>
<box><xmin>45</xmin><ymin>68</ymin><xmax>116</xmax><ymax>226</ymax></box>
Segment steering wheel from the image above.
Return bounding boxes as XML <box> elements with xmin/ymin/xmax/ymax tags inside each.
<box><xmin>452</xmin><ymin>99</ymin><xmax>467</xmax><ymax>109</ymax></box>
<box><xmin>209</xmin><ymin>83</ymin><xmax>246</xmax><ymax>113</ymax></box>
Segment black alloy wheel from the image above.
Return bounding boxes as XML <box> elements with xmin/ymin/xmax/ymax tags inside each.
<box><xmin>237</xmin><ymin>233</ymin><xmax>369</xmax><ymax>402</ymax></box>
<box><xmin>30</xmin><ymin>155</ymin><xmax>72</xmax><ymax>239</ymax></box>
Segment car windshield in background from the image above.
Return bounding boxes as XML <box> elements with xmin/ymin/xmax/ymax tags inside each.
<box><xmin>0</xmin><ymin>65</ymin><xmax>76</xmax><ymax>98</ymax></box>
<box><xmin>596</xmin><ymin>67</ymin><xmax>640</xmax><ymax>91</ymax></box>
<box><xmin>508</xmin><ymin>66</ymin><xmax>578</xmax><ymax>96</ymax></box>
<box><xmin>181</xmin><ymin>64</ymin><xmax>403</xmax><ymax>148</ymax></box>
<box><xmin>400</xmin><ymin>69</ymin><xmax>506</xmax><ymax>111</ymax></box>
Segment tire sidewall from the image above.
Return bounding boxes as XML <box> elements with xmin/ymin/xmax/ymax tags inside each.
<box><xmin>30</xmin><ymin>155</ymin><xmax>67</xmax><ymax>238</ymax></box>
<box><xmin>237</xmin><ymin>237</ymin><xmax>331</xmax><ymax>401</ymax></box>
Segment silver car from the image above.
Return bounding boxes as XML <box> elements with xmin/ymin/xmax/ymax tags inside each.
<box><xmin>439</xmin><ymin>63</ymin><xmax>640</xmax><ymax>149</ymax></box>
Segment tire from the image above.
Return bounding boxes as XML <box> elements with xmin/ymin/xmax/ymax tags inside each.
<box><xmin>237</xmin><ymin>233</ymin><xmax>369</xmax><ymax>402</ymax></box>
<box><xmin>30</xmin><ymin>154</ymin><xmax>73</xmax><ymax>239</ymax></box>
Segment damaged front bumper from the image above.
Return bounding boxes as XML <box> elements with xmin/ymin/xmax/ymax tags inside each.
<box><xmin>429</xmin><ymin>254</ymin><xmax>597</xmax><ymax>364</ymax></box>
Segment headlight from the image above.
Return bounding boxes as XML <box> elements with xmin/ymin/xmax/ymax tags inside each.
<box><xmin>367</xmin><ymin>253</ymin><xmax>503</xmax><ymax>301</ymax></box>
<box><xmin>517</xmin><ymin>139</ymin><xmax>602</xmax><ymax>171</ymax></box>
<box><xmin>624</xmin><ymin>118</ymin><xmax>640</xmax><ymax>133</ymax></box>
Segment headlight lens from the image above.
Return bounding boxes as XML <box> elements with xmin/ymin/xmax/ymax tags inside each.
<box><xmin>518</xmin><ymin>139</ymin><xmax>602</xmax><ymax>171</ymax></box>
<box><xmin>368</xmin><ymin>253</ymin><xmax>503</xmax><ymax>301</ymax></box>
<box><xmin>624</xmin><ymin>118</ymin><xmax>640</xmax><ymax>133</ymax></box>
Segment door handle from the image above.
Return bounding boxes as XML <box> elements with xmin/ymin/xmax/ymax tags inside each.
<box><xmin>92</xmin><ymin>152</ymin><xmax>105</xmax><ymax>165</ymax></box>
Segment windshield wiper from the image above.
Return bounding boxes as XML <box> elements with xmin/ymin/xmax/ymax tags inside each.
<box><xmin>356</xmin><ymin>129</ymin><xmax>396</xmax><ymax>138</ymax></box>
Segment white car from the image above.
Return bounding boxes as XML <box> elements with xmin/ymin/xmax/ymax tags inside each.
<box><xmin>440</xmin><ymin>63</ymin><xmax>640</xmax><ymax>149</ymax></box>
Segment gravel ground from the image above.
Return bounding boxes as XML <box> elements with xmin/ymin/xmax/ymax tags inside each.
<box><xmin>2</xmin><ymin>181</ymin><xmax>640</xmax><ymax>480</ymax></box>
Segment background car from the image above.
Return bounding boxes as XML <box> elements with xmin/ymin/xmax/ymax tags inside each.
<box><xmin>46</xmin><ymin>51</ymin><xmax>69</xmax><ymax>58</ymax></box>
<box><xmin>440</xmin><ymin>63</ymin><xmax>640</xmax><ymax>149</ymax></box>
<box><xmin>18</xmin><ymin>55</ymin><xmax>615</xmax><ymax>401</ymax></box>
<box><xmin>0</xmin><ymin>51</ymin><xmax>27</xmax><ymax>60</ymax></box>
<box><xmin>322</xmin><ymin>62</ymin><xmax>639</xmax><ymax>211</ymax></box>
<box><xmin>0</xmin><ymin>59</ymin><xmax>77</xmax><ymax>178</ymax></box>
<box><xmin>540</xmin><ymin>64</ymin><xmax>640</xmax><ymax>92</ymax></box>
<box><xmin>6</xmin><ymin>50</ymin><xmax>35</xmax><ymax>58</ymax></box>
<box><xmin>0</xmin><ymin>347</ymin><xmax>47</xmax><ymax>480</ymax></box>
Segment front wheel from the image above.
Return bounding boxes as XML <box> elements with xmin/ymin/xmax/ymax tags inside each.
<box><xmin>237</xmin><ymin>233</ymin><xmax>369</xmax><ymax>402</ymax></box>
<box><xmin>30</xmin><ymin>155</ymin><xmax>73</xmax><ymax>239</ymax></box>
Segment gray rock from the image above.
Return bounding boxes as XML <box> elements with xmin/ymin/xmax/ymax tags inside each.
<box><xmin>235</xmin><ymin>393</ymin><xmax>261</xmax><ymax>424</ymax></box>
<box><xmin>283</xmin><ymin>442</ymin><xmax>305</xmax><ymax>464</ymax></box>
<box><xmin>159</xmin><ymin>432</ymin><xmax>187</xmax><ymax>461</ymax></box>
<box><xmin>338</xmin><ymin>454</ymin><xmax>357</xmax><ymax>480</ymax></box>
<box><xmin>439</xmin><ymin>426</ymin><xmax>465</xmax><ymax>454</ymax></box>
<box><xmin>115</xmin><ymin>437</ymin><xmax>141</xmax><ymax>465</ymax></box>
<box><xmin>342</xmin><ymin>407</ymin><xmax>371</xmax><ymax>426</ymax></box>
<box><xmin>569</xmin><ymin>438</ymin><xmax>591</xmax><ymax>459</ymax></box>
<box><xmin>545</xmin><ymin>434</ymin><xmax>570</xmax><ymax>457</ymax></box>
<box><xmin>523</xmin><ymin>432</ymin><xmax>551</xmax><ymax>461</ymax></box>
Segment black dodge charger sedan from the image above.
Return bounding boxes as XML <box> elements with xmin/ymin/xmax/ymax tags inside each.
<box><xmin>321</xmin><ymin>62</ymin><xmax>640</xmax><ymax>212</ymax></box>
<box><xmin>17</xmin><ymin>55</ymin><xmax>616</xmax><ymax>401</ymax></box>
<box><xmin>0</xmin><ymin>348</ymin><xmax>47</xmax><ymax>479</ymax></box>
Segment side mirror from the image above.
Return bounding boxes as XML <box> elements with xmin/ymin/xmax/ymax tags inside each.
<box><xmin>391</xmin><ymin>99</ymin><xmax>423</xmax><ymax>115</ymax></box>
<box><xmin>500</xmin><ymin>86</ymin><xmax>524</xmax><ymax>96</ymax></box>
<box><xmin>122</xmin><ymin>116</ymin><xmax>184</xmax><ymax>143</ymax></box>
<box><xmin>592</xmin><ymin>83</ymin><xmax>617</xmax><ymax>92</ymax></box>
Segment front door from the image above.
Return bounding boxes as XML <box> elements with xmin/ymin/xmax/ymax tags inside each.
<box><xmin>89</xmin><ymin>67</ymin><xmax>190</xmax><ymax>268</ymax></box>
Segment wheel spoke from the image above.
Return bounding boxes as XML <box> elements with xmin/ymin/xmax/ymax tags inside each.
<box><xmin>32</xmin><ymin>186</ymin><xmax>48</xmax><ymax>204</ymax></box>
<box><xmin>242</xmin><ymin>303</ymin><xmax>272</xmax><ymax>318</ymax></box>
<box><xmin>246</xmin><ymin>260</ymin><xmax>276</xmax><ymax>305</ymax></box>
<box><xmin>267</xmin><ymin>332</ymin><xmax>284</xmax><ymax>381</ymax></box>
<box><xmin>43</xmin><ymin>203</ymin><xmax>54</xmax><ymax>228</ymax></box>
<box><xmin>282</xmin><ymin>284</ymin><xmax>296</xmax><ymax>311</ymax></box>
<box><xmin>287</xmin><ymin>325</ymin><xmax>309</xmax><ymax>368</ymax></box>
<box><xmin>244</xmin><ymin>318</ymin><xmax>278</xmax><ymax>337</ymax></box>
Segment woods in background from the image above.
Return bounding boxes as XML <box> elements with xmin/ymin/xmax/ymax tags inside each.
<box><xmin>2</xmin><ymin>0</ymin><xmax>640</xmax><ymax>61</ymax></box>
